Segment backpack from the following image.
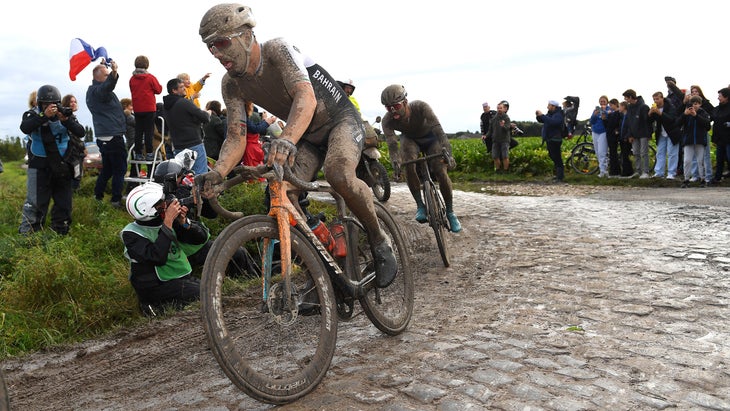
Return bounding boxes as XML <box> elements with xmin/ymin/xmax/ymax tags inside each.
<box><xmin>562</xmin><ymin>96</ymin><xmax>580</xmax><ymax>137</ymax></box>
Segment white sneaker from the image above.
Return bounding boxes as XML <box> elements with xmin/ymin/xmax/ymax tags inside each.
<box><xmin>666</xmin><ymin>175</ymin><xmax>675</xmax><ymax>180</ymax></box>
<box><xmin>639</xmin><ymin>173</ymin><xmax>650</xmax><ymax>179</ymax></box>
<box><xmin>689</xmin><ymin>177</ymin><xmax>699</xmax><ymax>182</ymax></box>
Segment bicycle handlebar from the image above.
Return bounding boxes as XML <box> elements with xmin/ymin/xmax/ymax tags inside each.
<box><xmin>201</xmin><ymin>164</ymin><xmax>320</xmax><ymax>220</ymax></box>
<box><xmin>400</xmin><ymin>148</ymin><xmax>450</xmax><ymax>166</ymax></box>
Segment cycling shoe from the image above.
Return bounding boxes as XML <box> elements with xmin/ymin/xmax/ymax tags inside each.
<box><xmin>373</xmin><ymin>239</ymin><xmax>397</xmax><ymax>288</ymax></box>
<box><xmin>447</xmin><ymin>212</ymin><xmax>462</xmax><ymax>233</ymax></box>
<box><xmin>415</xmin><ymin>206</ymin><xmax>427</xmax><ymax>223</ymax></box>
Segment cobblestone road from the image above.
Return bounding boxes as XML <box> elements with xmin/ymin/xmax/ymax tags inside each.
<box><xmin>4</xmin><ymin>183</ymin><xmax>730</xmax><ymax>410</ymax></box>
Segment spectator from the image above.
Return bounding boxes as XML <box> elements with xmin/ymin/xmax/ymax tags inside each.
<box><xmin>129</xmin><ymin>55</ymin><xmax>163</xmax><ymax>161</ymax></box>
<box><xmin>617</xmin><ymin>101</ymin><xmax>634</xmax><ymax>177</ymax></box>
<box><xmin>711</xmin><ymin>88</ymin><xmax>730</xmax><ymax>183</ymax></box>
<box><xmin>536</xmin><ymin>100</ymin><xmax>565</xmax><ymax>183</ymax></box>
<box><xmin>589</xmin><ymin>95</ymin><xmax>609</xmax><ymax>178</ymax></box>
<box><xmin>61</xmin><ymin>94</ymin><xmax>85</xmax><ymax>190</ymax></box>
<box><xmin>480</xmin><ymin>101</ymin><xmax>494</xmax><ymax>153</ymax></box>
<box><xmin>603</xmin><ymin>98</ymin><xmax>622</xmax><ymax>177</ymax></box>
<box><xmin>686</xmin><ymin>85</ymin><xmax>714</xmax><ymax>183</ymax></box>
<box><xmin>19</xmin><ymin>84</ymin><xmax>85</xmax><ymax>235</ymax></box>
<box><xmin>380</xmin><ymin>84</ymin><xmax>462</xmax><ymax>232</ymax></box>
<box><xmin>203</xmin><ymin>100</ymin><xmax>226</xmax><ymax>161</ymax></box>
<box><xmin>177</xmin><ymin>72</ymin><xmax>211</xmax><ymax>108</ymax></box>
<box><xmin>163</xmin><ymin>77</ymin><xmax>210</xmax><ymax>176</ymax></box>
<box><xmin>648</xmin><ymin>91</ymin><xmax>681</xmax><ymax>180</ymax></box>
<box><xmin>120</xmin><ymin>98</ymin><xmax>135</xmax><ymax>151</ymax></box>
<box><xmin>677</xmin><ymin>95</ymin><xmax>711</xmax><ymax>188</ymax></box>
<box><xmin>242</xmin><ymin>100</ymin><xmax>276</xmax><ymax>168</ymax></box>
<box><xmin>486</xmin><ymin>101</ymin><xmax>511</xmax><ymax>173</ymax></box>
<box><xmin>622</xmin><ymin>89</ymin><xmax>651</xmax><ymax>178</ymax></box>
<box><xmin>665</xmin><ymin>76</ymin><xmax>687</xmax><ymax>177</ymax></box>
<box><xmin>121</xmin><ymin>97</ymin><xmax>142</xmax><ymax>190</ymax></box>
<box><xmin>86</xmin><ymin>60</ymin><xmax>128</xmax><ymax>208</ymax></box>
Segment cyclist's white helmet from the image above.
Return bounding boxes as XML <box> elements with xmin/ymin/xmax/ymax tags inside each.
<box><xmin>199</xmin><ymin>3</ymin><xmax>256</xmax><ymax>43</ymax></box>
<box><xmin>381</xmin><ymin>84</ymin><xmax>407</xmax><ymax>106</ymax></box>
<box><xmin>126</xmin><ymin>182</ymin><xmax>165</xmax><ymax>222</ymax></box>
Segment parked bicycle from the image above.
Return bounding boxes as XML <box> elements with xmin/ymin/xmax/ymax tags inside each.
<box><xmin>566</xmin><ymin>124</ymin><xmax>598</xmax><ymax>175</ymax></box>
<box><xmin>566</xmin><ymin>124</ymin><xmax>656</xmax><ymax>175</ymax></box>
<box><xmin>401</xmin><ymin>148</ymin><xmax>452</xmax><ymax>267</ymax></box>
<box><xmin>197</xmin><ymin>164</ymin><xmax>413</xmax><ymax>404</ymax></box>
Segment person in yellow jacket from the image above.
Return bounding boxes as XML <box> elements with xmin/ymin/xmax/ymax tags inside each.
<box><xmin>177</xmin><ymin>72</ymin><xmax>212</xmax><ymax>107</ymax></box>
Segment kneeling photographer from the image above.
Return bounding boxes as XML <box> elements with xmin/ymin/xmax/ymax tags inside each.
<box><xmin>121</xmin><ymin>155</ymin><xmax>254</xmax><ymax>316</ymax></box>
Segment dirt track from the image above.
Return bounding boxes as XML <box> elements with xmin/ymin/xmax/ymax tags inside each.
<box><xmin>3</xmin><ymin>182</ymin><xmax>730</xmax><ymax>410</ymax></box>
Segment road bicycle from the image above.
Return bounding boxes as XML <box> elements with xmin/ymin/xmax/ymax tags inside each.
<box><xmin>197</xmin><ymin>164</ymin><xmax>413</xmax><ymax>404</ymax></box>
<box><xmin>567</xmin><ymin>125</ymin><xmax>656</xmax><ymax>175</ymax></box>
<box><xmin>401</xmin><ymin>149</ymin><xmax>452</xmax><ymax>267</ymax></box>
<box><xmin>566</xmin><ymin>125</ymin><xmax>598</xmax><ymax>175</ymax></box>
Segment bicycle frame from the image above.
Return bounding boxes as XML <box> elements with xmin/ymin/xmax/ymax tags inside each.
<box><xmin>252</xmin><ymin>168</ymin><xmax>376</xmax><ymax>307</ymax></box>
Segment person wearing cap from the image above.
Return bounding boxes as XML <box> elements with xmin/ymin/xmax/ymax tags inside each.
<box><xmin>196</xmin><ymin>4</ymin><xmax>397</xmax><ymax>288</ymax></box>
<box><xmin>536</xmin><ymin>100</ymin><xmax>566</xmax><ymax>182</ymax></box>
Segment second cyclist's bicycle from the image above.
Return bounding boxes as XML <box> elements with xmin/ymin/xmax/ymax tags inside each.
<box><xmin>198</xmin><ymin>164</ymin><xmax>413</xmax><ymax>404</ymax></box>
<box><xmin>401</xmin><ymin>149</ymin><xmax>452</xmax><ymax>267</ymax></box>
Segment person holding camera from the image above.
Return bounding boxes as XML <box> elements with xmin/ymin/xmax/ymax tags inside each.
<box><xmin>121</xmin><ymin>182</ymin><xmax>210</xmax><ymax>316</ymax></box>
<box><xmin>19</xmin><ymin>84</ymin><xmax>85</xmax><ymax>235</ymax></box>
<box><xmin>86</xmin><ymin>60</ymin><xmax>128</xmax><ymax>208</ymax></box>
<box><xmin>677</xmin><ymin>95</ymin><xmax>712</xmax><ymax>188</ymax></box>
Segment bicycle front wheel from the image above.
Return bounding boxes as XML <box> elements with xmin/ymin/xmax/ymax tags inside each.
<box><xmin>200</xmin><ymin>215</ymin><xmax>338</xmax><ymax>405</ymax></box>
<box><xmin>348</xmin><ymin>202</ymin><xmax>414</xmax><ymax>335</ymax></box>
<box><xmin>570</xmin><ymin>142</ymin><xmax>599</xmax><ymax>175</ymax></box>
<box><xmin>424</xmin><ymin>180</ymin><xmax>451</xmax><ymax>267</ymax></box>
<box><xmin>369</xmin><ymin>161</ymin><xmax>391</xmax><ymax>202</ymax></box>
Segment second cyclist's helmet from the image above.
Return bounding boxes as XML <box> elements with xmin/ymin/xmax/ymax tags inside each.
<box><xmin>381</xmin><ymin>84</ymin><xmax>407</xmax><ymax>106</ymax></box>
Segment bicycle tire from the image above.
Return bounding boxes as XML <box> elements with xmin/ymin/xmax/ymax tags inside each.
<box><xmin>570</xmin><ymin>142</ymin><xmax>599</xmax><ymax>175</ymax></box>
<box><xmin>0</xmin><ymin>369</ymin><xmax>8</xmax><ymax>411</ymax></box>
<box><xmin>347</xmin><ymin>202</ymin><xmax>413</xmax><ymax>335</ymax></box>
<box><xmin>424</xmin><ymin>180</ymin><xmax>451</xmax><ymax>267</ymax></box>
<box><xmin>200</xmin><ymin>215</ymin><xmax>338</xmax><ymax>405</ymax></box>
<box><xmin>369</xmin><ymin>161</ymin><xmax>391</xmax><ymax>203</ymax></box>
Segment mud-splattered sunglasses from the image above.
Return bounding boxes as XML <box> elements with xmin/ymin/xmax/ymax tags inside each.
<box><xmin>385</xmin><ymin>102</ymin><xmax>404</xmax><ymax>112</ymax></box>
<box><xmin>208</xmin><ymin>31</ymin><xmax>245</xmax><ymax>54</ymax></box>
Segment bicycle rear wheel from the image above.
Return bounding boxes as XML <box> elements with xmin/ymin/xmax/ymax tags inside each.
<box><xmin>200</xmin><ymin>215</ymin><xmax>338</xmax><ymax>405</ymax></box>
<box><xmin>424</xmin><ymin>180</ymin><xmax>451</xmax><ymax>267</ymax></box>
<box><xmin>348</xmin><ymin>202</ymin><xmax>413</xmax><ymax>335</ymax></box>
<box><xmin>570</xmin><ymin>142</ymin><xmax>599</xmax><ymax>175</ymax></box>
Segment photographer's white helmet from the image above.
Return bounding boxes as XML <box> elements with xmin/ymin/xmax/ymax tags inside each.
<box><xmin>126</xmin><ymin>182</ymin><xmax>165</xmax><ymax>221</ymax></box>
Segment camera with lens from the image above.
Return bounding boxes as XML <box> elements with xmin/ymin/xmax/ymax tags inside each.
<box><xmin>56</xmin><ymin>103</ymin><xmax>74</xmax><ymax>117</ymax></box>
<box><xmin>162</xmin><ymin>173</ymin><xmax>196</xmax><ymax>209</ymax></box>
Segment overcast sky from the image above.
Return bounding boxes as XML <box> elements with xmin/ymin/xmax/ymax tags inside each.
<box><xmin>1</xmin><ymin>0</ymin><xmax>728</xmax><ymax>140</ymax></box>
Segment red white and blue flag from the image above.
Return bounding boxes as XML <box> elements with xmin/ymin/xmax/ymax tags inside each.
<box><xmin>68</xmin><ymin>38</ymin><xmax>111</xmax><ymax>81</ymax></box>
